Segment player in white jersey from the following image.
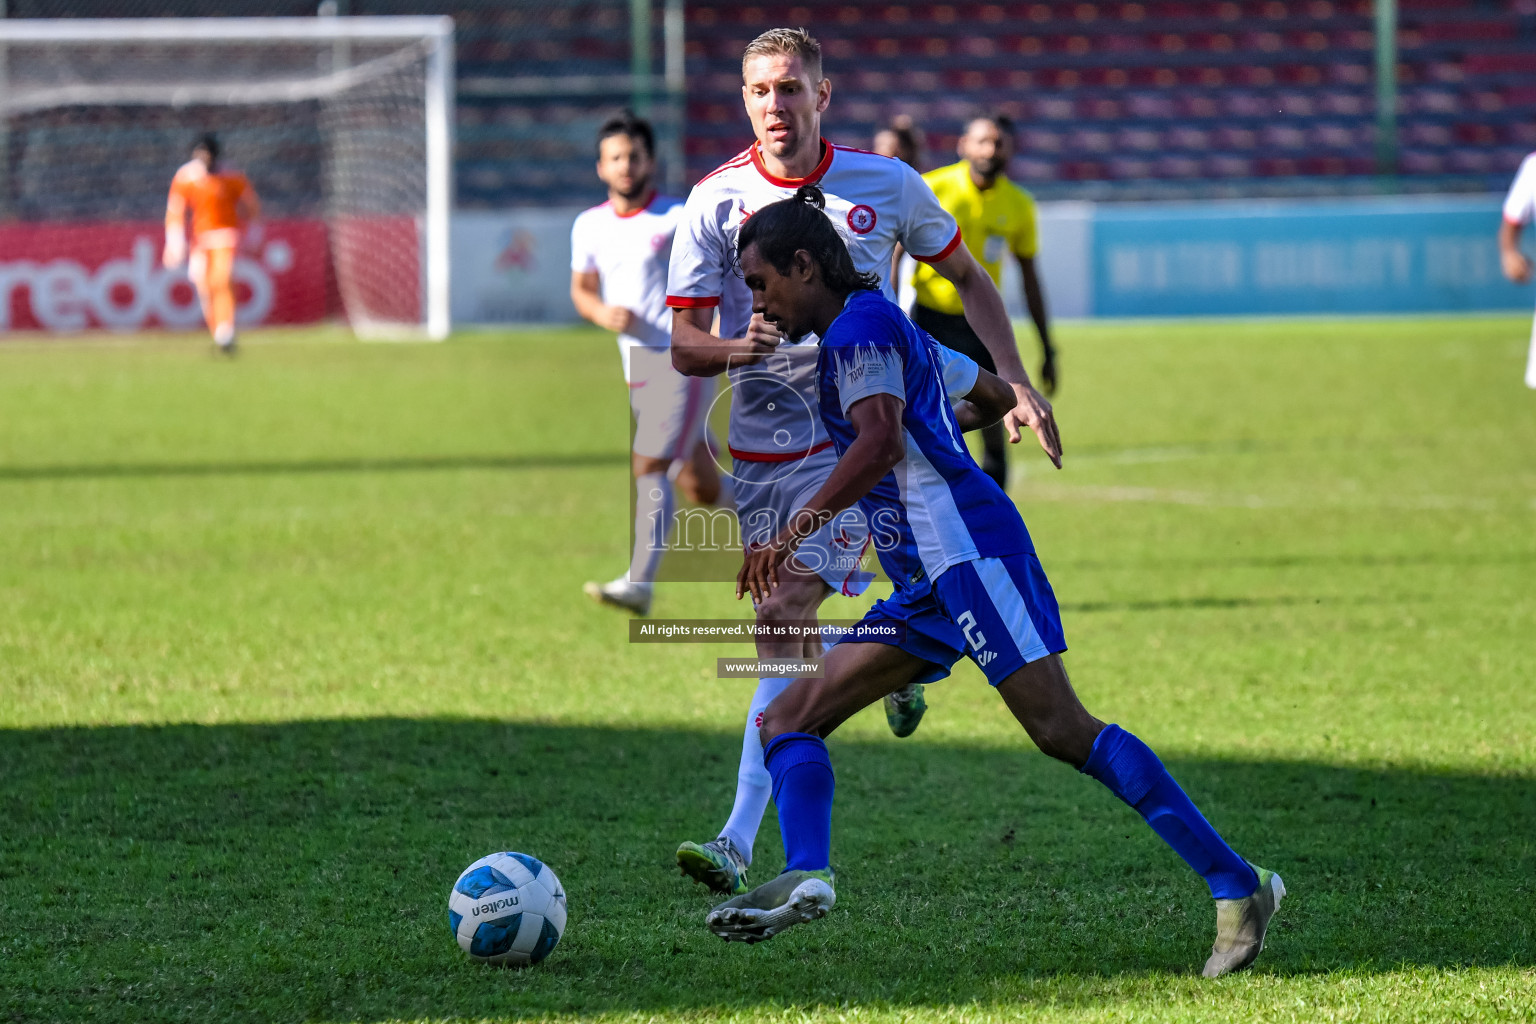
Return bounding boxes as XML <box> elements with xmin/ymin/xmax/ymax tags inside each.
<box><xmin>571</xmin><ymin>113</ymin><xmax>730</xmax><ymax>616</ymax></box>
<box><xmin>1498</xmin><ymin>151</ymin><xmax>1536</xmax><ymax>389</ymax></box>
<box><xmin>667</xmin><ymin>28</ymin><xmax>1063</xmax><ymax>898</ymax></box>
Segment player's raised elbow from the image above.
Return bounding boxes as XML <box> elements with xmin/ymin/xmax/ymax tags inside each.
<box><xmin>670</xmin><ymin>336</ymin><xmax>702</xmax><ymax>374</ymax></box>
<box><xmin>669</xmin><ymin>310</ymin><xmax>709</xmax><ymax>375</ymax></box>
<box><xmin>964</xmin><ymin>369</ymin><xmax>1017</xmax><ymax>429</ymax></box>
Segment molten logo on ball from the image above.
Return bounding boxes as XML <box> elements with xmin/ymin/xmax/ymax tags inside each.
<box><xmin>448</xmin><ymin>852</ymin><xmax>567</xmax><ymax>967</ymax></box>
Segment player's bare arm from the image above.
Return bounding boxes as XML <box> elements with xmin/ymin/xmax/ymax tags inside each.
<box><xmin>669</xmin><ymin>307</ymin><xmax>782</xmax><ymax>376</ymax></box>
<box><xmin>951</xmin><ymin>366</ymin><xmax>1017</xmax><ymax>433</ymax></box>
<box><xmin>1499</xmin><ymin>219</ymin><xmax>1531</xmax><ymax>284</ymax></box>
<box><xmin>237</xmin><ymin>182</ymin><xmax>262</xmax><ymax>250</ymax></box>
<box><xmin>570</xmin><ymin>269</ymin><xmax>638</xmax><ymax>334</ymax></box>
<box><xmin>1018</xmin><ymin>254</ymin><xmax>1057</xmax><ymax>394</ymax></box>
<box><xmin>737</xmin><ymin>392</ymin><xmax>904</xmax><ymax>603</ymax></box>
<box><xmin>163</xmin><ymin>191</ymin><xmax>187</xmax><ymax>268</ymax></box>
<box><xmin>929</xmin><ymin>243</ymin><xmax>1062</xmax><ymax>467</ymax></box>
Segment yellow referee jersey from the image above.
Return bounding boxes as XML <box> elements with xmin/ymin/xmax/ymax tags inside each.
<box><xmin>911</xmin><ymin>160</ymin><xmax>1039</xmax><ymax>316</ymax></box>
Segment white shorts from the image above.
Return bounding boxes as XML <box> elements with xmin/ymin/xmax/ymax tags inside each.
<box><xmin>731</xmin><ymin>445</ymin><xmax>873</xmax><ymax>597</ymax></box>
<box><xmin>1525</xmin><ymin>309</ymin><xmax>1536</xmax><ymax>389</ymax></box>
<box><xmin>625</xmin><ymin>344</ymin><xmax>713</xmax><ymax>462</ymax></box>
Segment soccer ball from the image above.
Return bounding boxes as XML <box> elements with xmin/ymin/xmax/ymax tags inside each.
<box><xmin>448</xmin><ymin>852</ymin><xmax>567</xmax><ymax>967</ymax></box>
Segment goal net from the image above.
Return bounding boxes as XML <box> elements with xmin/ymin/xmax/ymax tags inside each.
<box><xmin>0</xmin><ymin>17</ymin><xmax>453</xmax><ymax>340</ymax></box>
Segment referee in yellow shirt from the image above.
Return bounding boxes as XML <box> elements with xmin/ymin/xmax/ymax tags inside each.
<box><xmin>912</xmin><ymin>114</ymin><xmax>1056</xmax><ymax>488</ymax></box>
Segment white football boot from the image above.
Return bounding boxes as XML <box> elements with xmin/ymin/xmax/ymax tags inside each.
<box><xmin>582</xmin><ymin>577</ymin><xmax>653</xmax><ymax>616</ymax></box>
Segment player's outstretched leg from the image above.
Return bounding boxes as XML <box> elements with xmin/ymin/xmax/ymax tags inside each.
<box><xmin>676</xmin><ymin>675</ymin><xmax>793</xmax><ymax>895</ymax></box>
<box><xmin>706</xmin><ymin>866</ymin><xmax>836</xmax><ymax>942</ymax></box>
<box><xmin>1204</xmin><ymin>862</ymin><xmax>1285</xmax><ymax>978</ymax></box>
<box><xmin>584</xmin><ymin>462</ymin><xmax>671</xmax><ymax>615</ymax></box>
<box><xmin>705</xmin><ymin>729</ymin><xmax>836</xmax><ymax>942</ymax></box>
<box><xmin>677</xmin><ymin>569</ymin><xmax>825</xmax><ymax>894</ymax></box>
<box><xmin>995</xmin><ymin>655</ymin><xmax>1280</xmax><ymax>976</ymax></box>
<box><xmin>706</xmin><ymin>641</ymin><xmax>930</xmax><ymax>942</ymax></box>
<box><xmin>206</xmin><ymin>247</ymin><xmax>239</xmax><ymax>355</ymax></box>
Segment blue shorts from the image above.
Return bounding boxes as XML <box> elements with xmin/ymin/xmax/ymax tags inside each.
<box><xmin>848</xmin><ymin>553</ymin><xmax>1067</xmax><ymax>685</ymax></box>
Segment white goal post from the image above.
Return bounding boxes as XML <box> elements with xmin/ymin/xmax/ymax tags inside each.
<box><xmin>0</xmin><ymin>17</ymin><xmax>454</xmax><ymax>339</ymax></box>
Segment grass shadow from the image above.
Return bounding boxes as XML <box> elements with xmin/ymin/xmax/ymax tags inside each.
<box><xmin>1</xmin><ymin>719</ymin><xmax>1531</xmax><ymax>1022</ymax></box>
<box><xmin>0</xmin><ymin>451</ymin><xmax>627</xmax><ymax>484</ymax></box>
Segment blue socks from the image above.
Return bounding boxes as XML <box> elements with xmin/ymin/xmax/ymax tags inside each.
<box><xmin>760</xmin><ymin>723</ymin><xmax>1253</xmax><ymax>896</ymax></box>
<box><xmin>763</xmin><ymin>732</ymin><xmax>835</xmax><ymax>872</ymax></box>
<box><xmin>1081</xmin><ymin>724</ymin><xmax>1259</xmax><ymax>900</ymax></box>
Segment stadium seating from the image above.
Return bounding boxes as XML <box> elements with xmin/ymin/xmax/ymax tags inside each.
<box><xmin>5</xmin><ymin>0</ymin><xmax>1533</xmax><ymax>207</ymax></box>
<box><xmin>680</xmin><ymin>0</ymin><xmax>1536</xmax><ymax>202</ymax></box>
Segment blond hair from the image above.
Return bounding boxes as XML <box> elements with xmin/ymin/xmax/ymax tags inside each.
<box><xmin>741</xmin><ymin>27</ymin><xmax>822</xmax><ymax>80</ymax></box>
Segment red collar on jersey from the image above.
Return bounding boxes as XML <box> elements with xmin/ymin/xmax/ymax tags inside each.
<box><xmin>750</xmin><ymin>137</ymin><xmax>834</xmax><ymax>188</ymax></box>
<box><xmin>611</xmin><ymin>190</ymin><xmax>657</xmax><ymax>218</ymax></box>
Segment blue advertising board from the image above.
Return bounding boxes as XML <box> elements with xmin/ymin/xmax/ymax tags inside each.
<box><xmin>1090</xmin><ymin>196</ymin><xmax>1534</xmax><ymax>317</ymax></box>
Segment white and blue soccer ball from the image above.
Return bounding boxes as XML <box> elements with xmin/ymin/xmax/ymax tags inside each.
<box><xmin>448</xmin><ymin>852</ymin><xmax>567</xmax><ymax>967</ymax></box>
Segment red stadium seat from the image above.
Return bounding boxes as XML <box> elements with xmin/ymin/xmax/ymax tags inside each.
<box><xmin>1206</xmin><ymin>154</ymin><xmax>1256</xmax><ymax>177</ymax></box>
<box><xmin>1466</xmin><ymin>53</ymin><xmax>1536</xmax><ymax>75</ymax></box>
<box><xmin>1415</xmin><ymin>20</ymin><xmax>1516</xmax><ymax>43</ymax></box>
<box><xmin>672</xmin><ymin>0</ymin><xmax>1527</xmax><ymax>191</ymax></box>
<box><xmin>1116</xmin><ymin>127</ymin><xmax>1164</xmax><ymax>152</ymax></box>
<box><xmin>1106</xmin><ymin>156</ymin><xmax>1154</xmax><ymax>179</ymax></box>
<box><xmin>1214</xmin><ymin>125</ymin><xmax>1259</xmax><ymax>149</ymax></box>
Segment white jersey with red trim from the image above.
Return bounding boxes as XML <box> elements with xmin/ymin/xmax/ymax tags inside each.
<box><xmin>667</xmin><ymin>140</ymin><xmax>961</xmax><ymax>459</ymax></box>
<box><xmin>570</xmin><ymin>194</ymin><xmax>684</xmax><ymax>356</ymax></box>
<box><xmin>1504</xmin><ymin>152</ymin><xmax>1536</xmax><ymax>227</ymax></box>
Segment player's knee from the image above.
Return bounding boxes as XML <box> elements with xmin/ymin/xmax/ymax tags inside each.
<box><xmin>758</xmin><ymin>573</ymin><xmax>824</xmax><ymax>621</ymax></box>
<box><xmin>752</xmin><ymin>587</ymin><xmax>799</xmax><ymax>629</ymax></box>
<box><xmin>758</xmin><ymin>697</ymin><xmax>808</xmax><ymax>746</ymax></box>
<box><xmin>678</xmin><ymin>472</ymin><xmax>719</xmax><ymax>506</ymax></box>
<box><xmin>1024</xmin><ymin>708</ymin><xmax>1098</xmax><ymax>767</ymax></box>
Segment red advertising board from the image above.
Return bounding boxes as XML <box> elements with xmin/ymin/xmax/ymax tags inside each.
<box><xmin>0</xmin><ymin>219</ymin><xmax>331</xmax><ymax>331</ymax></box>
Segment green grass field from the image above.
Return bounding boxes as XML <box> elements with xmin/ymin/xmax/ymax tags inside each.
<box><xmin>1</xmin><ymin>317</ymin><xmax>1533</xmax><ymax>1023</ymax></box>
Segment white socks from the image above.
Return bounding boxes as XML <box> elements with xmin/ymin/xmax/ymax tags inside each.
<box><xmin>718</xmin><ymin>675</ymin><xmax>795</xmax><ymax>864</ymax></box>
<box><xmin>628</xmin><ymin>471</ymin><xmax>673</xmax><ymax>586</ymax></box>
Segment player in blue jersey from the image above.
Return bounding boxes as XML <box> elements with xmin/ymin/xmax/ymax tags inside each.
<box><xmin>706</xmin><ymin>185</ymin><xmax>1285</xmax><ymax>979</ymax></box>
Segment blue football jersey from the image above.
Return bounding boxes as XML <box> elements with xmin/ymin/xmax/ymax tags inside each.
<box><xmin>816</xmin><ymin>289</ymin><xmax>1033</xmax><ymax>590</ymax></box>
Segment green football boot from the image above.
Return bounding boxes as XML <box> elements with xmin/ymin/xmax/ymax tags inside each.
<box><xmin>883</xmin><ymin>682</ymin><xmax>927</xmax><ymax>738</ymax></box>
<box><xmin>676</xmin><ymin>836</ymin><xmax>749</xmax><ymax>896</ymax></box>
<box><xmin>705</xmin><ymin>868</ymin><xmax>836</xmax><ymax>943</ymax></box>
<box><xmin>1202</xmin><ymin>863</ymin><xmax>1286</xmax><ymax>978</ymax></box>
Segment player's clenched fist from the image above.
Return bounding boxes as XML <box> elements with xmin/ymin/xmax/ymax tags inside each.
<box><xmin>162</xmin><ymin>235</ymin><xmax>186</xmax><ymax>269</ymax></box>
<box><xmin>739</xmin><ymin>312</ymin><xmax>784</xmax><ymax>362</ymax></box>
<box><xmin>595</xmin><ymin>304</ymin><xmax>638</xmax><ymax>334</ymax></box>
<box><xmin>1501</xmin><ymin>248</ymin><xmax>1532</xmax><ymax>285</ymax></box>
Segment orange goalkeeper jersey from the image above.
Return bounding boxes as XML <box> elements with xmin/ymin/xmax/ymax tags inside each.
<box><xmin>167</xmin><ymin>160</ymin><xmax>258</xmax><ymax>243</ymax></box>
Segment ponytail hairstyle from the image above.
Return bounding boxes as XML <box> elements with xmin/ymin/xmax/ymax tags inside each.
<box><xmin>736</xmin><ymin>184</ymin><xmax>881</xmax><ymax>294</ymax></box>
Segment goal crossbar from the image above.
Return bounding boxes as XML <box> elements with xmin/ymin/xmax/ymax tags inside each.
<box><xmin>0</xmin><ymin>17</ymin><xmax>453</xmax><ymax>45</ymax></box>
<box><xmin>0</xmin><ymin>43</ymin><xmax>433</xmax><ymax>114</ymax></box>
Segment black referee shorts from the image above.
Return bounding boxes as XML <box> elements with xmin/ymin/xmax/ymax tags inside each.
<box><xmin>912</xmin><ymin>303</ymin><xmax>996</xmax><ymax>375</ymax></box>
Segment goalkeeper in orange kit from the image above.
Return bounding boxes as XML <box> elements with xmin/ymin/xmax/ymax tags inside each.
<box><xmin>163</xmin><ymin>135</ymin><xmax>261</xmax><ymax>354</ymax></box>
